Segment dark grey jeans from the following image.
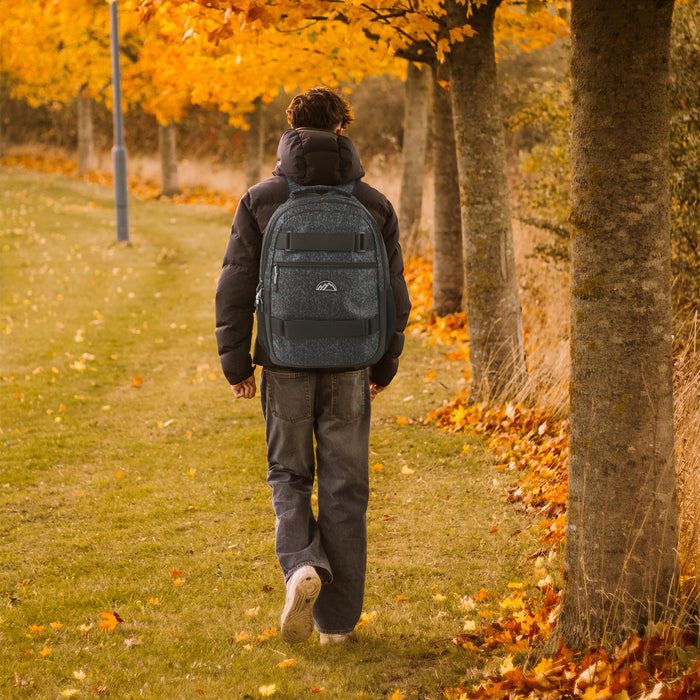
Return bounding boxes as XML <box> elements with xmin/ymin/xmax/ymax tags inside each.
<box><xmin>260</xmin><ymin>367</ymin><xmax>371</xmax><ymax>635</ymax></box>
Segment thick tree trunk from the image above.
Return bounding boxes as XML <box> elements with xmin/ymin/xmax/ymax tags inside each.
<box><xmin>77</xmin><ymin>90</ymin><xmax>96</xmax><ymax>173</ymax></box>
<box><xmin>246</xmin><ymin>97</ymin><xmax>266</xmax><ymax>189</ymax></box>
<box><xmin>557</xmin><ymin>0</ymin><xmax>679</xmax><ymax>649</ymax></box>
<box><xmin>159</xmin><ymin>122</ymin><xmax>180</xmax><ymax>197</ymax></box>
<box><xmin>398</xmin><ymin>62</ymin><xmax>431</xmax><ymax>254</ymax></box>
<box><xmin>445</xmin><ymin>0</ymin><xmax>528</xmax><ymax>401</ymax></box>
<box><xmin>431</xmin><ymin>65</ymin><xmax>463</xmax><ymax>315</ymax></box>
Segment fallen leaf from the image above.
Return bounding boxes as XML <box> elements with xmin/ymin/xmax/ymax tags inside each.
<box><xmin>60</xmin><ymin>690</ymin><xmax>80</xmax><ymax>698</ymax></box>
<box><xmin>49</xmin><ymin>621</ymin><xmax>63</xmax><ymax>630</ymax></box>
<box><xmin>28</xmin><ymin>624</ymin><xmax>44</xmax><ymax>633</ymax></box>
<box><xmin>170</xmin><ymin>569</ymin><xmax>183</xmax><ymax>578</ymax></box>
<box><xmin>390</xmin><ymin>690</ymin><xmax>406</xmax><ymax>700</ymax></box>
<box><xmin>39</xmin><ymin>647</ymin><xmax>52</xmax><ymax>657</ymax></box>
<box><xmin>278</xmin><ymin>658</ymin><xmax>297</xmax><ymax>668</ymax></box>
<box><xmin>98</xmin><ymin>611</ymin><xmax>123</xmax><ymax>632</ymax></box>
<box><xmin>401</xmin><ymin>466</ymin><xmax>415</xmax><ymax>475</ymax></box>
<box><xmin>259</xmin><ymin>684</ymin><xmax>279</xmax><ymax>697</ymax></box>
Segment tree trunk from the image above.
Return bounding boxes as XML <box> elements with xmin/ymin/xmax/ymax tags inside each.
<box><xmin>398</xmin><ymin>61</ymin><xmax>431</xmax><ymax>255</ymax></box>
<box><xmin>557</xmin><ymin>0</ymin><xmax>679</xmax><ymax>649</ymax></box>
<box><xmin>77</xmin><ymin>90</ymin><xmax>96</xmax><ymax>173</ymax></box>
<box><xmin>431</xmin><ymin>64</ymin><xmax>463</xmax><ymax>315</ymax></box>
<box><xmin>445</xmin><ymin>0</ymin><xmax>528</xmax><ymax>401</ymax></box>
<box><xmin>246</xmin><ymin>97</ymin><xmax>266</xmax><ymax>189</ymax></box>
<box><xmin>159</xmin><ymin>122</ymin><xmax>180</xmax><ymax>197</ymax></box>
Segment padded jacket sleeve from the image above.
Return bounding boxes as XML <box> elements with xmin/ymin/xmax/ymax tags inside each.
<box><xmin>215</xmin><ymin>193</ymin><xmax>262</xmax><ymax>386</ymax></box>
<box><xmin>356</xmin><ymin>185</ymin><xmax>411</xmax><ymax>387</ymax></box>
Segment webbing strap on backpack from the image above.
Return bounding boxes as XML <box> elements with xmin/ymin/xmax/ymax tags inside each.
<box><xmin>270</xmin><ymin>315</ymin><xmax>381</xmax><ymax>339</ymax></box>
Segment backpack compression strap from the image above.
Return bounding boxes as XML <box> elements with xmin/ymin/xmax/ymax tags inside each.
<box><xmin>271</xmin><ymin>316</ymin><xmax>381</xmax><ymax>339</ymax></box>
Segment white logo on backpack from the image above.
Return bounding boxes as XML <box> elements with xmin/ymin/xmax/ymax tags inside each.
<box><xmin>315</xmin><ymin>280</ymin><xmax>338</xmax><ymax>292</ymax></box>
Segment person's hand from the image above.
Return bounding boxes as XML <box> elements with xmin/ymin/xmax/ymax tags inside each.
<box><xmin>369</xmin><ymin>382</ymin><xmax>386</xmax><ymax>401</ymax></box>
<box><xmin>232</xmin><ymin>375</ymin><xmax>256</xmax><ymax>399</ymax></box>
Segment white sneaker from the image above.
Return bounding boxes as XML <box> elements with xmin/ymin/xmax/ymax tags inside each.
<box><xmin>319</xmin><ymin>632</ymin><xmax>350</xmax><ymax>645</ymax></box>
<box><xmin>280</xmin><ymin>566</ymin><xmax>321</xmax><ymax>643</ymax></box>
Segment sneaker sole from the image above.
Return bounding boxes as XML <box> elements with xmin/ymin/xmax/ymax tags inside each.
<box><xmin>281</xmin><ymin>568</ymin><xmax>321</xmax><ymax>643</ymax></box>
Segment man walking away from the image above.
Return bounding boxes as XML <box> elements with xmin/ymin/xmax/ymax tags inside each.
<box><xmin>215</xmin><ymin>86</ymin><xmax>411</xmax><ymax>644</ymax></box>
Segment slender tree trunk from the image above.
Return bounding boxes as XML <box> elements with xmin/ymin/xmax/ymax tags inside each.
<box><xmin>77</xmin><ymin>89</ymin><xmax>96</xmax><ymax>173</ymax></box>
<box><xmin>399</xmin><ymin>61</ymin><xmax>431</xmax><ymax>254</ymax></box>
<box><xmin>445</xmin><ymin>0</ymin><xmax>528</xmax><ymax>401</ymax></box>
<box><xmin>557</xmin><ymin>0</ymin><xmax>678</xmax><ymax>649</ymax></box>
<box><xmin>159</xmin><ymin>122</ymin><xmax>180</xmax><ymax>197</ymax></box>
<box><xmin>246</xmin><ymin>97</ymin><xmax>266</xmax><ymax>189</ymax></box>
<box><xmin>431</xmin><ymin>65</ymin><xmax>463</xmax><ymax>315</ymax></box>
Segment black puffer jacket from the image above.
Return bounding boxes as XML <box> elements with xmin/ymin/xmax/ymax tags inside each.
<box><xmin>215</xmin><ymin>128</ymin><xmax>411</xmax><ymax>387</ymax></box>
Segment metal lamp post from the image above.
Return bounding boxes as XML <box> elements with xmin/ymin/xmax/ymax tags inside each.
<box><xmin>109</xmin><ymin>0</ymin><xmax>130</xmax><ymax>243</ymax></box>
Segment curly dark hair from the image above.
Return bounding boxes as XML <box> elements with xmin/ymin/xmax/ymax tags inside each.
<box><xmin>286</xmin><ymin>86</ymin><xmax>354</xmax><ymax>131</ymax></box>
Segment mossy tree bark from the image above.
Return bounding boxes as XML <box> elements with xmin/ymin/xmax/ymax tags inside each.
<box><xmin>431</xmin><ymin>64</ymin><xmax>463</xmax><ymax>315</ymax></box>
<box><xmin>398</xmin><ymin>61</ymin><xmax>431</xmax><ymax>254</ymax></box>
<box><xmin>158</xmin><ymin>121</ymin><xmax>180</xmax><ymax>197</ymax></box>
<box><xmin>246</xmin><ymin>96</ymin><xmax>266</xmax><ymax>190</ymax></box>
<box><xmin>445</xmin><ymin>0</ymin><xmax>528</xmax><ymax>401</ymax></box>
<box><xmin>557</xmin><ymin>0</ymin><xmax>679</xmax><ymax>649</ymax></box>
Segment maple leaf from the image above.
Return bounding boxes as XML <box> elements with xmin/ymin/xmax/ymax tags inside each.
<box><xmin>39</xmin><ymin>647</ymin><xmax>52</xmax><ymax>657</ymax></box>
<box><xmin>98</xmin><ymin>611</ymin><xmax>123</xmax><ymax>632</ymax></box>
<box><xmin>28</xmin><ymin>624</ymin><xmax>44</xmax><ymax>633</ymax></box>
<box><xmin>259</xmin><ymin>685</ymin><xmax>279</xmax><ymax>697</ymax></box>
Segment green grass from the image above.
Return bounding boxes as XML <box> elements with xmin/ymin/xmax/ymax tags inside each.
<box><xmin>1</xmin><ymin>166</ymin><xmax>539</xmax><ymax>699</ymax></box>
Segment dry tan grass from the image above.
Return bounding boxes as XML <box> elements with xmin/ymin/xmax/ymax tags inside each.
<box><xmin>674</xmin><ymin>314</ymin><xmax>700</xmax><ymax>577</ymax></box>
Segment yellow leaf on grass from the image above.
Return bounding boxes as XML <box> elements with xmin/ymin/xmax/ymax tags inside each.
<box><xmin>278</xmin><ymin>658</ymin><xmax>297</xmax><ymax>668</ymax></box>
<box><xmin>60</xmin><ymin>690</ymin><xmax>80</xmax><ymax>698</ymax></box>
<box><xmin>259</xmin><ymin>684</ymin><xmax>279</xmax><ymax>697</ymax></box>
<box><xmin>355</xmin><ymin>610</ymin><xmax>377</xmax><ymax>628</ymax></box>
<box><xmin>371</xmin><ymin>463</ymin><xmax>384</xmax><ymax>470</ymax></box>
<box><xmin>49</xmin><ymin>621</ymin><xmax>63</xmax><ymax>630</ymax></box>
<box><xmin>391</xmin><ymin>690</ymin><xmax>406</xmax><ymax>700</ymax></box>
<box><xmin>401</xmin><ymin>466</ymin><xmax>415</xmax><ymax>476</ymax></box>
<box><xmin>39</xmin><ymin>647</ymin><xmax>52</xmax><ymax>657</ymax></box>
<box><xmin>29</xmin><ymin>624</ymin><xmax>44</xmax><ymax>633</ymax></box>
<box><xmin>98</xmin><ymin>611</ymin><xmax>123</xmax><ymax>632</ymax></box>
<box><xmin>499</xmin><ymin>655</ymin><xmax>515</xmax><ymax>674</ymax></box>
<box><xmin>235</xmin><ymin>631</ymin><xmax>251</xmax><ymax>642</ymax></box>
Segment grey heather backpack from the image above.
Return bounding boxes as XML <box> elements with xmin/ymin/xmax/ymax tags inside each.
<box><xmin>255</xmin><ymin>177</ymin><xmax>395</xmax><ymax>369</ymax></box>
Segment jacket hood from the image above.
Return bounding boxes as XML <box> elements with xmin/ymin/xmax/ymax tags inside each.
<box><xmin>273</xmin><ymin>128</ymin><xmax>365</xmax><ymax>185</ymax></box>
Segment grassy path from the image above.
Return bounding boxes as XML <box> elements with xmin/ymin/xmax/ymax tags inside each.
<box><xmin>1</xmin><ymin>167</ymin><xmax>537</xmax><ymax>699</ymax></box>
